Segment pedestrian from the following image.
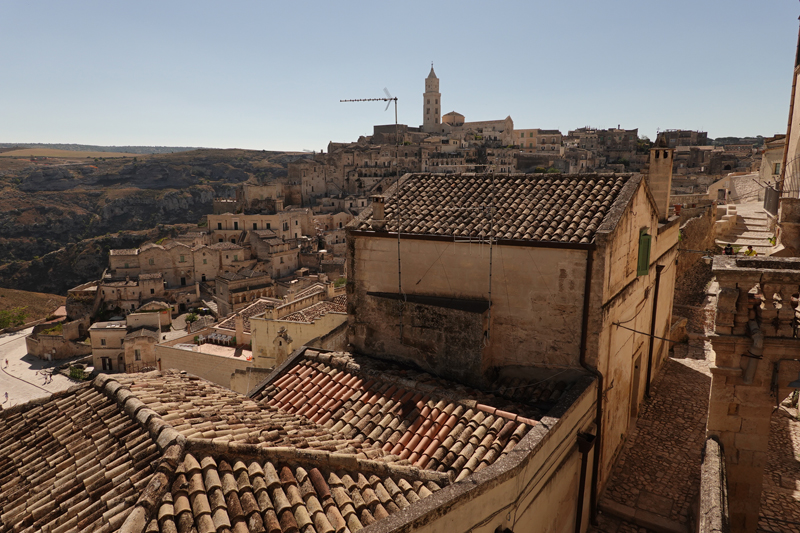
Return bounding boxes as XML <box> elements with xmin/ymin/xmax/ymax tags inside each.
<box><xmin>4</xmin><ymin>392</ymin><xmax>7</xmax><ymax>403</ymax></box>
<box><xmin>745</xmin><ymin>245</ymin><xmax>757</xmax><ymax>257</ymax></box>
<box><xmin>4</xmin><ymin>359</ymin><xmax>7</xmax><ymax>369</ymax></box>
<box><xmin>724</xmin><ymin>244</ymin><xmax>733</xmax><ymax>255</ymax></box>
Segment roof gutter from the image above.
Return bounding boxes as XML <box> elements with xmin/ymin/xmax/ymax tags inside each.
<box><xmin>578</xmin><ymin>246</ymin><xmax>603</xmax><ymax>525</ymax></box>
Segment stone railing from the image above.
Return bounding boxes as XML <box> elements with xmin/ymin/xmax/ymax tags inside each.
<box><xmin>698</xmin><ymin>437</ymin><xmax>730</xmax><ymax>533</ymax></box>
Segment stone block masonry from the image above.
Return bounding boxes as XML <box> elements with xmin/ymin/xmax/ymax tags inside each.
<box><xmin>707</xmin><ymin>255</ymin><xmax>800</xmax><ymax>533</ymax></box>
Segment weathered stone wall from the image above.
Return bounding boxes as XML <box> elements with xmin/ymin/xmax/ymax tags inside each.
<box><xmin>156</xmin><ymin>344</ymin><xmax>251</xmax><ymax>390</ymax></box>
<box><xmin>698</xmin><ymin>437</ymin><xmax>730</xmax><ymax>533</ymax></box>
<box><xmin>708</xmin><ymin>256</ymin><xmax>800</xmax><ymax>532</ymax></box>
<box><xmin>347</xmin><ymin>235</ymin><xmax>588</xmax><ymax>387</ymax></box>
<box><xmin>675</xmin><ymin>205</ymin><xmax>716</xmax><ymax>307</ymax></box>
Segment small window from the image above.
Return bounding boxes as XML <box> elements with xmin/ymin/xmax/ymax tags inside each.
<box><xmin>149</xmin><ymin>258</ymin><xmax>154</xmax><ymax>265</ymax></box>
<box><xmin>179</xmin><ymin>255</ymin><xmax>185</xmax><ymax>262</ymax></box>
<box><xmin>150</xmin><ymin>288</ymin><xmax>155</xmax><ymax>294</ymax></box>
<box><xmin>234</xmin><ymin>255</ymin><xmax>238</xmax><ymax>261</ymax></box>
<box><xmin>234</xmin><ymin>222</ymin><xmax>239</xmax><ymax>230</ymax></box>
<box><xmin>774</xmin><ymin>163</ymin><xmax>781</xmax><ymax>174</ymax></box>
<box><xmin>217</xmin><ymin>223</ymin><xmax>222</xmax><ymax>230</ymax></box>
<box><xmin>124</xmin><ymin>263</ymin><xmax>129</xmax><ymax>269</ymax></box>
<box><xmin>101</xmin><ymin>338</ymin><xmax>106</xmax><ymax>346</ymax></box>
<box><xmin>266</xmin><ymin>223</ymin><xmax>271</xmax><ymax>229</ymax></box>
<box><xmin>134</xmin><ymin>349</ymin><xmax>141</xmax><ymax>361</ymax></box>
<box><xmin>280</xmin><ymin>257</ymin><xmax>284</xmax><ymax>264</ymax></box>
<box><xmin>637</xmin><ymin>228</ymin><xmax>651</xmax><ymax>277</ymax></box>
<box><xmin>219</xmin><ymin>238</ymin><xmax>223</xmax><ymax>243</ymax></box>
<box><xmin>203</xmin><ymin>258</ymin><xmax>207</xmax><ymax>265</ymax></box>
<box><xmin>253</xmin><ymin>223</ymin><xmax>258</xmax><ymax>230</ymax></box>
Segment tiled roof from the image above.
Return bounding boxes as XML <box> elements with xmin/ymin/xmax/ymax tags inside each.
<box><xmin>125</xmin><ymin>327</ymin><xmax>159</xmax><ymax>341</ymax></box>
<box><xmin>0</xmin><ymin>383</ymin><xmax>160</xmax><ymax>532</ymax></box>
<box><xmin>218</xmin><ymin>270</ymin><xmax>270</xmax><ymax>282</ymax></box>
<box><xmin>217</xmin><ymin>297</ymin><xmax>284</xmax><ymax>333</ymax></box>
<box><xmin>352</xmin><ymin>173</ymin><xmax>631</xmax><ymax>244</ymax></box>
<box><xmin>280</xmin><ymin>295</ymin><xmax>347</xmax><ymax>323</ymax></box>
<box><xmin>208</xmin><ymin>242</ymin><xmax>244</xmax><ymax>251</ymax></box>
<box><xmin>0</xmin><ymin>370</ymin><xmax>448</xmax><ymax>533</ymax></box>
<box><xmin>293</xmin><ymin>283</ymin><xmax>326</xmax><ymax>300</ymax></box>
<box><xmin>252</xmin><ymin>350</ymin><xmax>569</xmax><ymax>482</ymax></box>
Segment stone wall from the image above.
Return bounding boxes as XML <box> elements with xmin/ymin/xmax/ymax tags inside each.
<box><xmin>675</xmin><ymin>205</ymin><xmax>716</xmax><ymax>307</ymax></box>
<box><xmin>156</xmin><ymin>344</ymin><xmax>251</xmax><ymax>390</ymax></box>
<box><xmin>347</xmin><ymin>235</ymin><xmax>589</xmax><ymax>387</ymax></box>
<box><xmin>707</xmin><ymin>256</ymin><xmax>800</xmax><ymax>532</ymax></box>
<box><xmin>698</xmin><ymin>437</ymin><xmax>730</xmax><ymax>533</ymax></box>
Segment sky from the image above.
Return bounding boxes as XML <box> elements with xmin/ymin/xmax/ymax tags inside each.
<box><xmin>2</xmin><ymin>0</ymin><xmax>799</xmax><ymax>152</ymax></box>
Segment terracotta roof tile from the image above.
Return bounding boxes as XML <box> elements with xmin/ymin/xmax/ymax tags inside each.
<box><xmin>353</xmin><ymin>172</ymin><xmax>630</xmax><ymax>243</ymax></box>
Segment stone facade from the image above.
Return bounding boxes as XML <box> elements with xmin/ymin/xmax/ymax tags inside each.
<box><xmin>707</xmin><ymin>255</ymin><xmax>800</xmax><ymax>533</ymax></box>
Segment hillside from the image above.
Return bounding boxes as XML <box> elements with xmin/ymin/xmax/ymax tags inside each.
<box><xmin>0</xmin><ymin>148</ymin><xmax>312</xmax><ymax>294</ymax></box>
<box><xmin>0</xmin><ymin>288</ymin><xmax>66</xmax><ymax>324</ymax></box>
<box><xmin>0</xmin><ymin>143</ymin><xmax>200</xmax><ymax>155</ymax></box>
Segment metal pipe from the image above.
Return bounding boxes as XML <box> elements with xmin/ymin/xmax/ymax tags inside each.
<box><xmin>574</xmin><ymin>433</ymin><xmax>596</xmax><ymax>533</ymax></box>
<box><xmin>578</xmin><ymin>247</ymin><xmax>602</xmax><ymax>524</ymax></box>
<box><xmin>645</xmin><ymin>264</ymin><xmax>664</xmax><ymax>398</ymax></box>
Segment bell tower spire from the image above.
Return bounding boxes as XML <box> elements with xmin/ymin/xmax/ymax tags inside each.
<box><xmin>422</xmin><ymin>64</ymin><xmax>441</xmax><ymax>133</ymax></box>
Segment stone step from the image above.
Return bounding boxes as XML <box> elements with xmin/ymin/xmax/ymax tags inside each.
<box><xmin>724</xmin><ymin>231</ymin><xmax>773</xmax><ymax>239</ymax></box>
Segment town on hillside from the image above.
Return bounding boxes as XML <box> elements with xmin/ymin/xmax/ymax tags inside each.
<box><xmin>2</xmin><ymin>49</ymin><xmax>800</xmax><ymax>533</ymax></box>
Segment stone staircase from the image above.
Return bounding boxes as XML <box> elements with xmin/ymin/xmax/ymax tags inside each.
<box><xmin>715</xmin><ymin>203</ymin><xmax>774</xmax><ymax>255</ymax></box>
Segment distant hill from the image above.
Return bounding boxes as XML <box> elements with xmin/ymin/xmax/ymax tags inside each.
<box><xmin>0</xmin><ymin>143</ymin><xmax>200</xmax><ymax>155</ymax></box>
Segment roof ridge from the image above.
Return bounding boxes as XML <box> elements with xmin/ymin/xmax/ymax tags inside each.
<box><xmin>184</xmin><ymin>437</ymin><xmax>452</xmax><ymax>486</ymax></box>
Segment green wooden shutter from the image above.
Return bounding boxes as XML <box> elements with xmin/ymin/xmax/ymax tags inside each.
<box><xmin>637</xmin><ymin>228</ymin><xmax>651</xmax><ymax>277</ymax></box>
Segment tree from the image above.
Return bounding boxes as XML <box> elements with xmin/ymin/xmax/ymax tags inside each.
<box><xmin>0</xmin><ymin>307</ymin><xmax>28</xmax><ymax>329</ymax></box>
<box><xmin>185</xmin><ymin>313</ymin><xmax>198</xmax><ymax>324</ymax></box>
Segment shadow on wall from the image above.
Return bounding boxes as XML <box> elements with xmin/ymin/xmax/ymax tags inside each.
<box><xmin>758</xmin><ymin>404</ymin><xmax>800</xmax><ymax>532</ymax></box>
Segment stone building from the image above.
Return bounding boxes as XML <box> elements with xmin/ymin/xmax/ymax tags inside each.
<box><xmin>706</xmin><ymin>256</ymin><xmax>800</xmax><ymax>532</ymax></box>
<box><xmin>421</xmin><ymin>64</ymin><xmax>441</xmax><ymax>133</ymax></box>
<box><xmin>214</xmin><ymin>269</ymin><xmax>274</xmax><ymax>316</ymax></box>
<box><xmin>347</xmin><ymin>170</ymin><xmax>679</xmax><ymax>512</ymax></box>
<box><xmin>207</xmin><ymin>208</ymin><xmax>313</xmax><ymax>243</ymax></box>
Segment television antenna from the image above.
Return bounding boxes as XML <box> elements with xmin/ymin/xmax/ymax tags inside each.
<box><xmin>340</xmin><ymin>89</ymin><xmax>405</xmax><ymax>338</ymax></box>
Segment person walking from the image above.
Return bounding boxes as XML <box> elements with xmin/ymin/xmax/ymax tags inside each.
<box><xmin>4</xmin><ymin>392</ymin><xmax>8</xmax><ymax>403</ymax></box>
<box><xmin>745</xmin><ymin>245</ymin><xmax>758</xmax><ymax>257</ymax></box>
<box><xmin>724</xmin><ymin>244</ymin><xmax>734</xmax><ymax>255</ymax></box>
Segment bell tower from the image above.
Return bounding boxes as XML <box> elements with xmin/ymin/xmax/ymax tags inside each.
<box><xmin>422</xmin><ymin>63</ymin><xmax>441</xmax><ymax>133</ymax></box>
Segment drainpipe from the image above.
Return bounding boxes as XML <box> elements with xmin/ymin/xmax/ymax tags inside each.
<box><xmin>645</xmin><ymin>264</ymin><xmax>664</xmax><ymax>398</ymax></box>
<box><xmin>574</xmin><ymin>432</ymin><xmax>596</xmax><ymax>533</ymax></box>
<box><xmin>578</xmin><ymin>247</ymin><xmax>602</xmax><ymax>524</ymax></box>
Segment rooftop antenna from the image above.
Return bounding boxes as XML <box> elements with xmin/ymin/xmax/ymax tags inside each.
<box><xmin>340</xmin><ymin>90</ymin><xmax>404</xmax><ymax>338</ymax></box>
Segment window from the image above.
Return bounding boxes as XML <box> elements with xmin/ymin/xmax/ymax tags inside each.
<box><xmin>149</xmin><ymin>258</ymin><xmax>154</xmax><ymax>265</ymax></box>
<box><xmin>124</xmin><ymin>263</ymin><xmax>129</xmax><ymax>269</ymax></box>
<box><xmin>435</xmin><ymin>99</ymin><xmax>438</xmax><ymax>104</ymax></box>
<box><xmin>637</xmin><ymin>228</ymin><xmax>651</xmax><ymax>277</ymax></box>
<box><xmin>266</xmin><ymin>223</ymin><xmax>271</xmax><ymax>229</ymax></box>
<box><xmin>280</xmin><ymin>257</ymin><xmax>284</xmax><ymax>264</ymax></box>
<box><xmin>217</xmin><ymin>223</ymin><xmax>222</xmax><ymax>230</ymax></box>
<box><xmin>234</xmin><ymin>222</ymin><xmax>239</xmax><ymax>230</ymax></box>
<box><xmin>253</xmin><ymin>223</ymin><xmax>258</xmax><ymax>230</ymax></box>
<box><xmin>101</xmin><ymin>358</ymin><xmax>112</xmax><ymax>371</ymax></box>
<box><xmin>150</xmin><ymin>288</ymin><xmax>155</xmax><ymax>294</ymax></box>
<box><xmin>427</xmin><ymin>108</ymin><xmax>430</xmax><ymax>114</ymax></box>
<box><xmin>427</xmin><ymin>99</ymin><xmax>430</xmax><ymax>104</ymax></box>
<box><xmin>179</xmin><ymin>255</ymin><xmax>185</xmax><ymax>262</ymax></box>
<box><xmin>101</xmin><ymin>338</ymin><xmax>106</xmax><ymax>346</ymax></box>
<box><xmin>775</xmin><ymin>162</ymin><xmax>781</xmax><ymax>175</ymax></box>
<box><xmin>203</xmin><ymin>258</ymin><xmax>207</xmax><ymax>265</ymax></box>
<box><xmin>134</xmin><ymin>349</ymin><xmax>141</xmax><ymax>361</ymax></box>
<box><xmin>233</xmin><ymin>255</ymin><xmax>238</xmax><ymax>261</ymax></box>
<box><xmin>219</xmin><ymin>238</ymin><xmax>223</xmax><ymax>243</ymax></box>
<box><xmin>295</xmin><ymin>220</ymin><xmax>298</xmax><ymax>225</ymax></box>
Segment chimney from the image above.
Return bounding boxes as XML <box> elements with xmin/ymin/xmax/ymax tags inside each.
<box><xmin>646</xmin><ymin>144</ymin><xmax>675</xmax><ymax>222</ymax></box>
<box><xmin>235</xmin><ymin>314</ymin><xmax>244</xmax><ymax>346</ymax></box>
<box><xmin>370</xmin><ymin>196</ymin><xmax>386</xmax><ymax>230</ymax></box>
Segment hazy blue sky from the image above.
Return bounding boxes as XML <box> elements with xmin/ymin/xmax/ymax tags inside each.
<box><xmin>2</xmin><ymin>1</ymin><xmax>798</xmax><ymax>151</ymax></box>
